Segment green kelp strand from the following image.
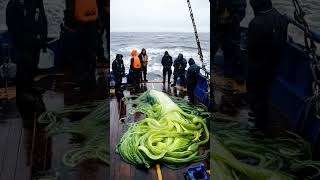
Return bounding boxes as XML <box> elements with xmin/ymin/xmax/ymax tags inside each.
<box><xmin>117</xmin><ymin>90</ymin><xmax>209</xmax><ymax>168</ymax></box>
<box><xmin>38</xmin><ymin>101</ymin><xmax>109</xmax><ymax>167</ymax></box>
<box><xmin>212</xmin><ymin>121</ymin><xmax>320</xmax><ymax>180</ymax></box>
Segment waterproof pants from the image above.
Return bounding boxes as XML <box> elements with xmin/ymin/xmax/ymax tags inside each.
<box><xmin>142</xmin><ymin>65</ymin><xmax>147</xmax><ymax>81</ymax></box>
<box><xmin>15</xmin><ymin>45</ymin><xmax>41</xmax><ymax>95</ymax></box>
<box><xmin>187</xmin><ymin>82</ymin><xmax>197</xmax><ymax>104</ymax></box>
<box><xmin>73</xmin><ymin>22</ymin><xmax>97</xmax><ymax>92</ymax></box>
<box><xmin>212</xmin><ymin>23</ymin><xmax>241</xmax><ymax>78</ymax></box>
<box><xmin>173</xmin><ymin>69</ymin><xmax>186</xmax><ymax>86</ymax></box>
<box><xmin>163</xmin><ymin>66</ymin><xmax>172</xmax><ymax>83</ymax></box>
<box><xmin>131</xmin><ymin>68</ymin><xmax>141</xmax><ymax>87</ymax></box>
<box><xmin>114</xmin><ymin>75</ymin><xmax>122</xmax><ymax>93</ymax></box>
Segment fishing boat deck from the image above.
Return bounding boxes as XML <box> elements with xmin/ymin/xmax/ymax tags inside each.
<box><xmin>0</xmin><ymin>65</ymin><xmax>108</xmax><ymax>179</ymax></box>
<box><xmin>0</xmin><ymin>98</ymin><xmax>31</xmax><ymax>180</ymax></box>
<box><xmin>47</xmin><ymin>67</ymin><xmax>108</xmax><ymax>180</ymax></box>
<box><xmin>110</xmin><ymin>82</ymin><xmax>209</xmax><ymax>180</ymax></box>
<box><xmin>212</xmin><ymin>56</ymin><xmax>288</xmax><ymax>136</ymax></box>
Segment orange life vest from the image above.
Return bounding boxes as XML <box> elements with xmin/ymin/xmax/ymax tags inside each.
<box><xmin>74</xmin><ymin>0</ymin><xmax>98</xmax><ymax>22</ymax></box>
<box><xmin>132</xmin><ymin>56</ymin><xmax>141</xmax><ymax>69</ymax></box>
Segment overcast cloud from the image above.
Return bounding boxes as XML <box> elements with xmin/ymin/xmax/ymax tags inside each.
<box><xmin>110</xmin><ymin>0</ymin><xmax>210</xmax><ymax>32</ymax></box>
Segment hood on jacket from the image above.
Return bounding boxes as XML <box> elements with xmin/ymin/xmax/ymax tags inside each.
<box><xmin>116</xmin><ymin>54</ymin><xmax>123</xmax><ymax>60</ymax></box>
<box><xmin>164</xmin><ymin>51</ymin><xmax>169</xmax><ymax>56</ymax></box>
<box><xmin>188</xmin><ymin>58</ymin><xmax>195</xmax><ymax>66</ymax></box>
<box><xmin>250</xmin><ymin>0</ymin><xmax>273</xmax><ymax>15</ymax></box>
<box><xmin>178</xmin><ymin>53</ymin><xmax>183</xmax><ymax>60</ymax></box>
<box><xmin>131</xmin><ymin>50</ymin><xmax>138</xmax><ymax>57</ymax></box>
<box><xmin>141</xmin><ymin>48</ymin><xmax>146</xmax><ymax>55</ymax></box>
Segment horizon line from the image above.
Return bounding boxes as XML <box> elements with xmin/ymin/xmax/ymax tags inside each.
<box><xmin>110</xmin><ymin>31</ymin><xmax>210</xmax><ymax>33</ymax></box>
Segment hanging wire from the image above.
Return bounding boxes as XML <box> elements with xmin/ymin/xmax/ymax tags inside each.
<box><xmin>186</xmin><ymin>0</ymin><xmax>210</xmax><ymax>78</ymax></box>
<box><xmin>292</xmin><ymin>0</ymin><xmax>320</xmax><ymax>119</ymax></box>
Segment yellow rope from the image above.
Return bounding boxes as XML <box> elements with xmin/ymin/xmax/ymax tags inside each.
<box><xmin>156</xmin><ymin>164</ymin><xmax>163</xmax><ymax>180</ymax></box>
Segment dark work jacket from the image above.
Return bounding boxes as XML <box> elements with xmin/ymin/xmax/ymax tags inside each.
<box><xmin>138</xmin><ymin>54</ymin><xmax>148</xmax><ymax>67</ymax></box>
<box><xmin>173</xmin><ymin>58</ymin><xmax>187</xmax><ymax>71</ymax></box>
<box><xmin>212</xmin><ymin>0</ymin><xmax>246</xmax><ymax>28</ymax></box>
<box><xmin>6</xmin><ymin>0</ymin><xmax>47</xmax><ymax>47</ymax></box>
<box><xmin>247</xmin><ymin>8</ymin><xmax>288</xmax><ymax>91</ymax></box>
<box><xmin>112</xmin><ymin>59</ymin><xmax>125</xmax><ymax>77</ymax></box>
<box><xmin>187</xmin><ymin>64</ymin><xmax>200</xmax><ymax>84</ymax></box>
<box><xmin>161</xmin><ymin>55</ymin><xmax>173</xmax><ymax>67</ymax></box>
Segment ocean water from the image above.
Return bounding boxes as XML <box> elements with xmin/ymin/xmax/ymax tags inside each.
<box><xmin>242</xmin><ymin>0</ymin><xmax>320</xmax><ymax>47</ymax></box>
<box><xmin>0</xmin><ymin>0</ymin><xmax>65</xmax><ymax>37</ymax></box>
<box><xmin>110</xmin><ymin>32</ymin><xmax>210</xmax><ymax>80</ymax></box>
<box><xmin>0</xmin><ymin>0</ymin><xmax>319</xmax><ymax>34</ymax></box>
<box><xmin>242</xmin><ymin>0</ymin><xmax>320</xmax><ymax>32</ymax></box>
<box><xmin>0</xmin><ymin>0</ymin><xmax>319</xmax><ymax>58</ymax></box>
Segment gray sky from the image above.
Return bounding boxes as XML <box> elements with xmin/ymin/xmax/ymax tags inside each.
<box><xmin>110</xmin><ymin>0</ymin><xmax>210</xmax><ymax>32</ymax></box>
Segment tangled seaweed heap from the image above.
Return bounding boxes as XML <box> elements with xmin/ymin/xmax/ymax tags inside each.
<box><xmin>212</xmin><ymin>123</ymin><xmax>320</xmax><ymax>180</ymax></box>
<box><xmin>117</xmin><ymin>90</ymin><xmax>209</xmax><ymax>168</ymax></box>
<box><xmin>38</xmin><ymin>101</ymin><xmax>109</xmax><ymax>167</ymax></box>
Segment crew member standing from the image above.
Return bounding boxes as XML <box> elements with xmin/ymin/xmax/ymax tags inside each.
<box><xmin>112</xmin><ymin>54</ymin><xmax>125</xmax><ymax>100</ymax></box>
<box><xmin>139</xmin><ymin>48</ymin><xmax>148</xmax><ymax>82</ymax></box>
<box><xmin>130</xmin><ymin>49</ymin><xmax>142</xmax><ymax>89</ymax></box>
<box><xmin>212</xmin><ymin>0</ymin><xmax>246</xmax><ymax>79</ymax></box>
<box><xmin>187</xmin><ymin>58</ymin><xmax>200</xmax><ymax>104</ymax></box>
<box><xmin>6</xmin><ymin>0</ymin><xmax>48</xmax><ymax>96</ymax></box>
<box><xmin>161</xmin><ymin>51</ymin><xmax>173</xmax><ymax>84</ymax></box>
<box><xmin>7</xmin><ymin>0</ymin><xmax>50</xmax><ymax>172</ymax></box>
<box><xmin>67</xmin><ymin>0</ymin><xmax>98</xmax><ymax>92</ymax></box>
<box><xmin>171</xmin><ymin>53</ymin><xmax>187</xmax><ymax>87</ymax></box>
<box><xmin>247</xmin><ymin>0</ymin><xmax>288</xmax><ymax>132</ymax></box>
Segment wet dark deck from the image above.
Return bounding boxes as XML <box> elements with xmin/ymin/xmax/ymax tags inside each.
<box><xmin>54</xmin><ymin>69</ymin><xmax>109</xmax><ymax>180</ymax></box>
<box><xmin>0</xmin><ymin>65</ymin><xmax>108</xmax><ymax>180</ymax></box>
<box><xmin>110</xmin><ymin>82</ymin><xmax>209</xmax><ymax>180</ymax></box>
<box><xmin>212</xmin><ymin>74</ymin><xmax>250</xmax><ymax>122</ymax></box>
<box><xmin>212</xmin><ymin>71</ymin><xmax>288</xmax><ymax>137</ymax></box>
<box><xmin>0</xmin><ymin>100</ymin><xmax>30</xmax><ymax>180</ymax></box>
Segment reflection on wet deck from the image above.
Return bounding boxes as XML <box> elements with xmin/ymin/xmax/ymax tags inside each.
<box><xmin>0</xmin><ymin>67</ymin><xmax>108</xmax><ymax>180</ymax></box>
<box><xmin>110</xmin><ymin>82</ymin><xmax>209</xmax><ymax>180</ymax></box>
<box><xmin>212</xmin><ymin>73</ymin><xmax>250</xmax><ymax>123</ymax></box>
<box><xmin>0</xmin><ymin>100</ymin><xmax>30</xmax><ymax>180</ymax></box>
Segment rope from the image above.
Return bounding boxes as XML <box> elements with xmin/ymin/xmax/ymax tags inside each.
<box><xmin>292</xmin><ymin>0</ymin><xmax>320</xmax><ymax>119</ymax></box>
<box><xmin>186</xmin><ymin>0</ymin><xmax>209</xmax><ymax>78</ymax></box>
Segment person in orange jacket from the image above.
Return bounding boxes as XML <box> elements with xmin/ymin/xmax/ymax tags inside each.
<box><xmin>130</xmin><ymin>49</ymin><xmax>142</xmax><ymax>88</ymax></box>
<box><xmin>62</xmin><ymin>0</ymin><xmax>98</xmax><ymax>92</ymax></box>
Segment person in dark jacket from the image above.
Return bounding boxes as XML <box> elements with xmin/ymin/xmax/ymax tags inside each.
<box><xmin>61</xmin><ymin>0</ymin><xmax>98</xmax><ymax>92</ymax></box>
<box><xmin>6</xmin><ymin>0</ymin><xmax>48</xmax><ymax>96</ymax></box>
<box><xmin>112</xmin><ymin>54</ymin><xmax>125</xmax><ymax>99</ymax></box>
<box><xmin>6</xmin><ymin>1</ymin><xmax>49</xmax><ymax>166</ymax></box>
<box><xmin>171</xmin><ymin>53</ymin><xmax>187</xmax><ymax>87</ymax></box>
<box><xmin>212</xmin><ymin>0</ymin><xmax>246</xmax><ymax>78</ymax></box>
<box><xmin>187</xmin><ymin>58</ymin><xmax>200</xmax><ymax>104</ymax></box>
<box><xmin>161</xmin><ymin>51</ymin><xmax>173</xmax><ymax>84</ymax></box>
<box><xmin>138</xmin><ymin>48</ymin><xmax>148</xmax><ymax>82</ymax></box>
<box><xmin>247</xmin><ymin>0</ymin><xmax>288</xmax><ymax>132</ymax></box>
